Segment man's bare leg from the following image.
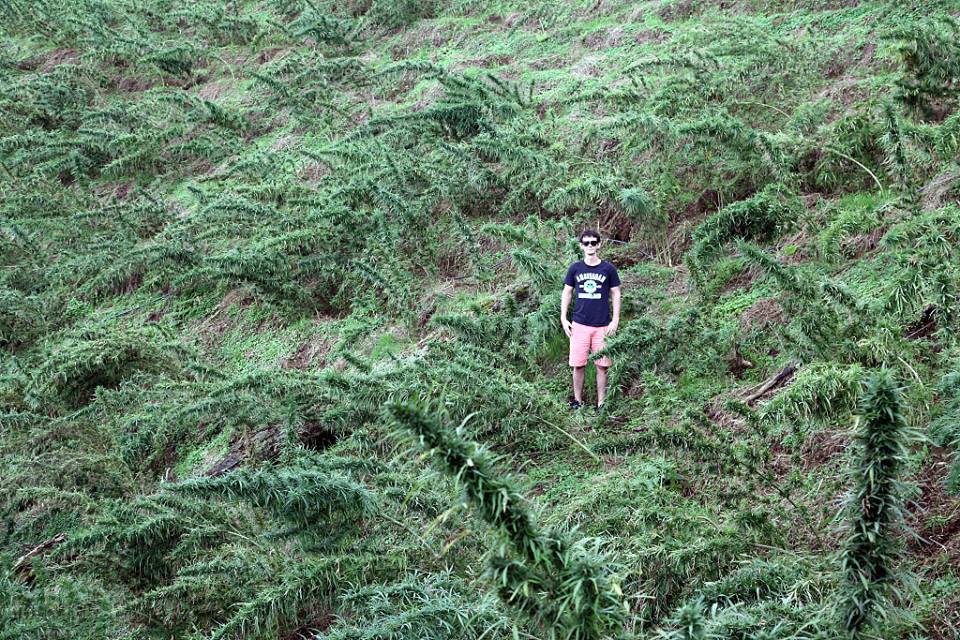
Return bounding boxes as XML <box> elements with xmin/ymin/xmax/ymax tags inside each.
<box><xmin>596</xmin><ymin>365</ymin><xmax>608</xmax><ymax>406</ymax></box>
<box><xmin>572</xmin><ymin>366</ymin><xmax>585</xmax><ymax>403</ymax></box>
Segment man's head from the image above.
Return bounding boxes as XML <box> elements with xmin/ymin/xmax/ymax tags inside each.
<box><xmin>578</xmin><ymin>229</ymin><xmax>601</xmax><ymax>258</ymax></box>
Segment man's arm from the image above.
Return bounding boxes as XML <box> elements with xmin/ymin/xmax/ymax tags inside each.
<box><xmin>607</xmin><ymin>286</ymin><xmax>621</xmax><ymax>336</ymax></box>
<box><xmin>561</xmin><ymin>284</ymin><xmax>573</xmax><ymax>337</ymax></box>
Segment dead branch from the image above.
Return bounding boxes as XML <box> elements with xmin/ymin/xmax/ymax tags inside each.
<box><xmin>741</xmin><ymin>362</ymin><xmax>798</xmax><ymax>405</ymax></box>
<box><xmin>13</xmin><ymin>532</ymin><xmax>67</xmax><ymax>579</ymax></box>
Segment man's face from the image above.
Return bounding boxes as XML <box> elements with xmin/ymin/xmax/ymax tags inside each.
<box><xmin>580</xmin><ymin>236</ymin><xmax>601</xmax><ymax>257</ymax></box>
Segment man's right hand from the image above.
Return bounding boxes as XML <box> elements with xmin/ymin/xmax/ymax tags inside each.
<box><xmin>561</xmin><ymin>318</ymin><xmax>572</xmax><ymax>338</ymax></box>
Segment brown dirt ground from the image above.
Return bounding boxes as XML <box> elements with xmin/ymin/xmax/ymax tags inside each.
<box><xmin>196</xmin><ymin>78</ymin><xmax>236</xmax><ymax>101</ymax></box>
<box><xmin>905</xmin><ymin>305</ymin><xmax>938</xmax><ymax>341</ymax></box>
<box><xmin>907</xmin><ymin>446</ymin><xmax>960</xmax><ymax>573</ymax></box>
<box><xmin>800</xmin><ymin>428</ymin><xmax>850</xmax><ymax>471</ymax></box>
<box><xmin>194</xmin><ymin>287</ymin><xmax>254</xmax><ymax>346</ymax></box>
<box><xmin>111</xmin><ymin>77</ymin><xmax>158</xmax><ymax>92</ymax></box>
<box><xmin>299</xmin><ymin>161</ymin><xmax>331</xmax><ymax>183</ymax></box>
<box><xmin>282</xmin><ymin>612</ymin><xmax>335</xmax><ymax>640</ymax></box>
<box><xmin>281</xmin><ymin>333</ymin><xmax>334</xmax><ymax>371</ymax></box>
<box><xmin>777</xmin><ymin>229</ymin><xmax>815</xmax><ymax>265</ymax></box>
<box><xmin>664</xmin><ymin>265</ymin><xmax>690</xmax><ymax>299</ymax></box>
<box><xmin>93</xmin><ymin>180</ymin><xmax>136</xmax><ymax>202</ymax></box>
<box><xmin>739</xmin><ymin>297</ymin><xmax>786</xmax><ymax>333</ymax></box>
<box><xmin>39</xmin><ymin>48</ymin><xmax>80</xmax><ymax>72</ymax></box>
<box><xmin>842</xmin><ymin>226</ymin><xmax>887</xmax><ymax>259</ymax></box>
<box><xmin>582</xmin><ymin>26</ymin><xmax>626</xmax><ymax>50</ymax></box>
<box><xmin>921</xmin><ymin>168</ymin><xmax>960</xmax><ymax>211</ymax></box>
<box><xmin>720</xmin><ymin>264</ymin><xmax>760</xmax><ymax>295</ymax></box>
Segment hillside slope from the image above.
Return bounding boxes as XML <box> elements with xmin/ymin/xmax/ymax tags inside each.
<box><xmin>2</xmin><ymin>1</ymin><xmax>960</xmax><ymax>638</ymax></box>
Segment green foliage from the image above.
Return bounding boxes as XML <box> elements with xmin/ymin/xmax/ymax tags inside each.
<box><xmin>3</xmin><ymin>1</ymin><xmax>959</xmax><ymax>637</ymax></box>
<box><xmin>761</xmin><ymin>362</ymin><xmax>864</xmax><ymax>424</ymax></box>
<box><xmin>880</xmin><ymin>102</ymin><xmax>919</xmax><ymax>213</ymax></box>
<box><xmin>24</xmin><ymin>319</ymin><xmax>189</xmax><ymax>411</ymax></box>
<box><xmin>282</xmin><ymin>10</ymin><xmax>361</xmax><ymax>50</ymax></box>
<box><xmin>0</xmin><ymin>561</ymin><xmax>124</xmax><ymax>640</ymax></box>
<box><xmin>660</xmin><ymin>600</ymin><xmax>706</xmax><ymax>640</ymax></box>
<box><xmin>389</xmin><ymin>403</ymin><xmax>626</xmax><ymax>640</ymax></box>
<box><xmin>688</xmin><ymin>184</ymin><xmax>800</xmax><ymax>293</ymax></box>
<box><xmin>364</xmin><ymin>0</ymin><xmax>436</xmax><ymax>30</ymax></box>
<box><xmin>317</xmin><ymin>572</ymin><xmax>511</xmax><ymax>640</ymax></box>
<box><xmin>737</xmin><ymin>241</ymin><xmax>905</xmax><ymax>365</ymax></box>
<box><xmin>885</xmin><ymin>15</ymin><xmax>960</xmax><ymax>116</ymax></box>
<box><xmin>0</xmin><ymin>286</ymin><xmax>44</xmax><ymax>350</ymax></box>
<box><xmin>200</xmin><ymin>557</ymin><xmax>355</xmax><ymax>640</ymax></box>
<box><xmin>879</xmin><ymin>205</ymin><xmax>960</xmax><ymax>331</ymax></box>
<box><xmin>817</xmin><ymin>200</ymin><xmax>886</xmax><ymax>261</ymax></box>
<box><xmin>169</xmin><ymin>461</ymin><xmax>376</xmax><ymax>545</ymax></box>
<box><xmin>594</xmin><ymin>307</ymin><xmax>732</xmax><ymax>414</ymax></box>
<box><xmin>840</xmin><ymin>369</ymin><xmax>915</xmax><ymax>637</ymax></box>
<box><xmin>930</xmin><ymin>371</ymin><xmax>960</xmax><ymax>494</ymax></box>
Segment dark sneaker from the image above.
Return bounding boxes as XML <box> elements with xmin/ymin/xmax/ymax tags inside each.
<box><xmin>569</xmin><ymin>400</ymin><xmax>582</xmax><ymax>410</ymax></box>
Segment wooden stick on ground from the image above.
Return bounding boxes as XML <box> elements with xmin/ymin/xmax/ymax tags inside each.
<box><xmin>743</xmin><ymin>362</ymin><xmax>798</xmax><ymax>406</ymax></box>
<box><xmin>13</xmin><ymin>532</ymin><xmax>67</xmax><ymax>578</ymax></box>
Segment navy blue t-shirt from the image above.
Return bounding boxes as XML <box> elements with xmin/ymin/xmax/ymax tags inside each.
<box><xmin>564</xmin><ymin>260</ymin><xmax>621</xmax><ymax>327</ymax></box>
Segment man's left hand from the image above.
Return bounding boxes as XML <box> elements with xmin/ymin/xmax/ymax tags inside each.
<box><xmin>605</xmin><ymin>322</ymin><xmax>618</xmax><ymax>337</ymax></box>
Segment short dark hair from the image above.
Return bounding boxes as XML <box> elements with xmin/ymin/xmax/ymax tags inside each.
<box><xmin>578</xmin><ymin>229</ymin><xmax>601</xmax><ymax>244</ymax></box>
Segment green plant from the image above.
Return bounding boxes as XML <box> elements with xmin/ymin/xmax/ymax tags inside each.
<box><xmin>687</xmin><ymin>184</ymin><xmax>800</xmax><ymax>293</ymax></box>
<box><xmin>168</xmin><ymin>462</ymin><xmax>376</xmax><ymax>546</ymax></box>
<box><xmin>3</xmin><ymin>1</ymin><xmax>959</xmax><ymax>636</ymax></box>
<box><xmin>840</xmin><ymin>369</ymin><xmax>916</xmax><ymax>637</ymax></box>
<box><xmin>929</xmin><ymin>371</ymin><xmax>960</xmax><ymax>494</ymax></box>
<box><xmin>25</xmin><ymin>320</ymin><xmax>189</xmax><ymax>411</ymax></box>
<box><xmin>880</xmin><ymin>102</ymin><xmax>919</xmax><ymax>213</ymax></box>
<box><xmin>660</xmin><ymin>600</ymin><xmax>706</xmax><ymax>640</ymax></box>
<box><xmin>316</xmin><ymin>572</ymin><xmax>510</xmax><ymax>640</ymax></box>
<box><xmin>388</xmin><ymin>403</ymin><xmax>626</xmax><ymax>640</ymax></box>
<box><xmin>885</xmin><ymin>15</ymin><xmax>960</xmax><ymax>117</ymax></box>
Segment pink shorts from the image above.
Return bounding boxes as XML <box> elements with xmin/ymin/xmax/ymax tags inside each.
<box><xmin>569</xmin><ymin>322</ymin><xmax>613</xmax><ymax>368</ymax></box>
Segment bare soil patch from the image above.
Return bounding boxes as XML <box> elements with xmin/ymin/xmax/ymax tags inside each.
<box><xmin>665</xmin><ymin>265</ymin><xmax>690</xmax><ymax>299</ymax></box>
<box><xmin>583</xmin><ymin>27</ymin><xmax>625</xmax><ymax>50</ymax></box>
<box><xmin>196</xmin><ymin>78</ymin><xmax>235</xmax><ymax>101</ymax></box>
<box><xmin>921</xmin><ymin>167</ymin><xmax>960</xmax><ymax>211</ymax></box>
<box><xmin>40</xmin><ymin>48</ymin><xmax>80</xmax><ymax>71</ymax></box>
<box><xmin>94</xmin><ymin>180</ymin><xmax>136</xmax><ymax>202</ymax></box>
<box><xmin>255</xmin><ymin>48</ymin><xmax>285</xmax><ymax>65</ymax></box>
<box><xmin>299</xmin><ymin>161</ymin><xmax>331</xmax><ymax>183</ymax></box>
<box><xmin>739</xmin><ymin>297</ymin><xmax>786</xmax><ymax>333</ymax></box>
<box><xmin>195</xmin><ymin>287</ymin><xmax>254</xmax><ymax>346</ymax></box>
<box><xmin>720</xmin><ymin>263</ymin><xmax>759</xmax><ymax>295</ymax></box>
<box><xmin>905</xmin><ymin>305</ymin><xmax>938</xmax><ymax>341</ymax></box>
<box><xmin>111</xmin><ymin>76</ymin><xmax>158</xmax><ymax>92</ymax></box>
<box><xmin>801</xmin><ymin>428</ymin><xmax>849</xmax><ymax>470</ymax></box>
<box><xmin>824</xmin><ymin>42</ymin><xmax>876</xmax><ymax>80</ymax></box>
<box><xmin>667</xmin><ymin>188</ymin><xmax>721</xmax><ymax>256</ymax></box>
<box><xmin>908</xmin><ymin>446</ymin><xmax>960</xmax><ymax>571</ymax></box>
<box><xmin>281</xmin><ymin>334</ymin><xmax>333</xmax><ymax>371</ymax></box>
<box><xmin>776</xmin><ymin>230</ymin><xmax>815</xmax><ymax>265</ymax></box>
<box><xmin>843</xmin><ymin>226</ymin><xmax>887</xmax><ymax>259</ymax></box>
<box><xmin>634</xmin><ymin>28</ymin><xmax>667</xmax><ymax>45</ymax></box>
<box><xmin>570</xmin><ymin>52</ymin><xmax>604</xmax><ymax>78</ymax></box>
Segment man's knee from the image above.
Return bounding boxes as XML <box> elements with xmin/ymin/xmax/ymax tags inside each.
<box><xmin>572</xmin><ymin>365</ymin><xmax>585</xmax><ymax>372</ymax></box>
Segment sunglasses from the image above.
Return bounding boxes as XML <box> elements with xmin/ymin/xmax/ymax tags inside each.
<box><xmin>581</xmin><ymin>239</ymin><xmax>600</xmax><ymax>246</ymax></box>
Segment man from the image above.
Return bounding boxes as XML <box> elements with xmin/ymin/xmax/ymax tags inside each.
<box><xmin>561</xmin><ymin>230</ymin><xmax>621</xmax><ymax>410</ymax></box>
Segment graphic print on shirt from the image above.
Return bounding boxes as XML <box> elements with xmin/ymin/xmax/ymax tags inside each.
<box><xmin>576</xmin><ymin>271</ymin><xmax>606</xmax><ymax>299</ymax></box>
